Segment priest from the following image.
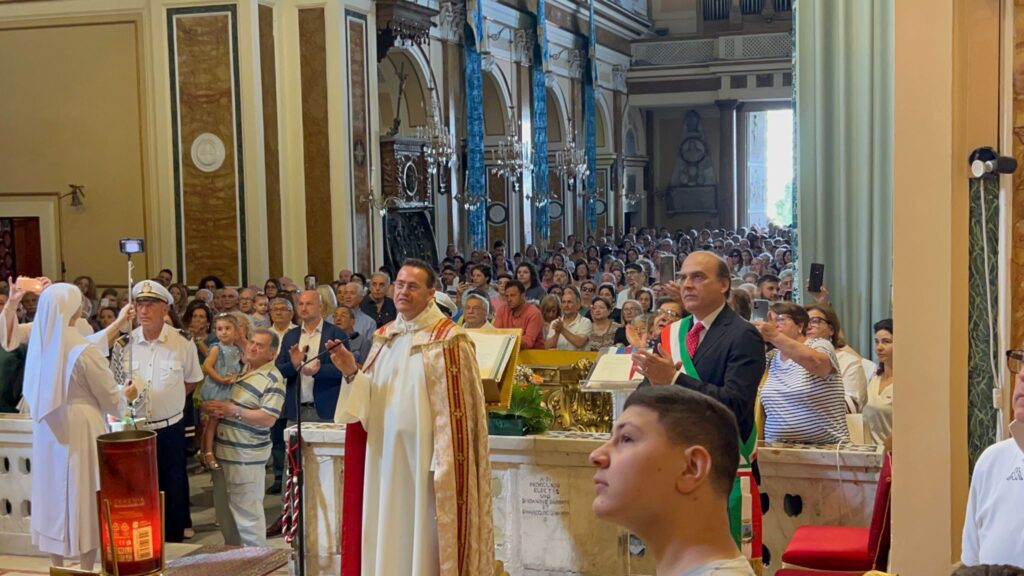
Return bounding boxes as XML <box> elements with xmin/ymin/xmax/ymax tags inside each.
<box><xmin>326</xmin><ymin>259</ymin><xmax>494</xmax><ymax>576</ymax></box>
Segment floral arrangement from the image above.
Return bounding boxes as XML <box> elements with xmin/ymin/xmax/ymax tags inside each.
<box><xmin>489</xmin><ymin>365</ymin><xmax>553</xmax><ymax>435</ymax></box>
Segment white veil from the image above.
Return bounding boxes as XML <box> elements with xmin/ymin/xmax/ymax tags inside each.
<box><xmin>22</xmin><ymin>283</ymin><xmax>90</xmax><ymax>423</ymax></box>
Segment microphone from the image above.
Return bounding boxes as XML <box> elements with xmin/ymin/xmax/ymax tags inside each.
<box><xmin>296</xmin><ymin>340</ymin><xmax>346</xmax><ymax>372</ymax></box>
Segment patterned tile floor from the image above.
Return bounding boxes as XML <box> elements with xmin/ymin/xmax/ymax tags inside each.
<box><xmin>0</xmin><ymin>465</ymin><xmax>291</xmax><ymax>575</ymax></box>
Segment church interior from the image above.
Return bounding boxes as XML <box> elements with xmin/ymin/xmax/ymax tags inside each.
<box><xmin>0</xmin><ymin>0</ymin><xmax>1021</xmax><ymax>575</ymax></box>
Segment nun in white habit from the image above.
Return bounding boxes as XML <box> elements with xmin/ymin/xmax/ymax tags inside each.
<box><xmin>3</xmin><ymin>283</ymin><xmax>135</xmax><ymax>570</ymax></box>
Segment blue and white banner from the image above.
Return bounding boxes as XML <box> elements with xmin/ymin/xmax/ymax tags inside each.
<box><xmin>583</xmin><ymin>0</ymin><xmax>598</xmax><ymax>236</ymax></box>
<box><xmin>465</xmin><ymin>0</ymin><xmax>487</xmax><ymax>250</ymax></box>
<box><xmin>532</xmin><ymin>0</ymin><xmax>550</xmax><ymax>246</ymax></box>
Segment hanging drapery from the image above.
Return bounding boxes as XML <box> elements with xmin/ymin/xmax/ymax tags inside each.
<box><xmin>583</xmin><ymin>0</ymin><xmax>598</xmax><ymax>237</ymax></box>
<box><xmin>464</xmin><ymin>0</ymin><xmax>487</xmax><ymax>250</ymax></box>
<box><xmin>532</xmin><ymin>0</ymin><xmax>550</xmax><ymax>247</ymax></box>
<box><xmin>795</xmin><ymin>0</ymin><xmax>892</xmax><ymax>353</ymax></box>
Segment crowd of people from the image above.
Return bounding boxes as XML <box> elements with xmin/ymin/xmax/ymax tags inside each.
<box><xmin>0</xmin><ymin>222</ymin><xmax>907</xmax><ymax>574</ymax></box>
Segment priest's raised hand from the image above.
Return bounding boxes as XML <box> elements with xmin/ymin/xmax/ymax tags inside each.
<box><xmin>325</xmin><ymin>338</ymin><xmax>357</xmax><ymax>379</ymax></box>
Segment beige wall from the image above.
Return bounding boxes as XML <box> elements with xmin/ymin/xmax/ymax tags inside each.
<box><xmin>891</xmin><ymin>0</ymin><xmax>1003</xmax><ymax>571</ymax></box>
<box><xmin>0</xmin><ymin>19</ymin><xmax>149</xmax><ymax>288</ymax></box>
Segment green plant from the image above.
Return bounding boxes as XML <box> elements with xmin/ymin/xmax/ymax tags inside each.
<box><xmin>492</xmin><ymin>366</ymin><xmax>553</xmax><ymax>434</ymax></box>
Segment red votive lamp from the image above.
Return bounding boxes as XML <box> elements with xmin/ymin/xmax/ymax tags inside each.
<box><xmin>96</xmin><ymin>430</ymin><xmax>162</xmax><ymax>576</ymax></box>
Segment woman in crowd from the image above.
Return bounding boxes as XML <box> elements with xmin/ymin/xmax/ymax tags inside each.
<box><xmin>586</xmin><ymin>297</ymin><xmax>620</xmax><ymax>351</ymax></box>
<box><xmin>579</xmin><ymin>280</ymin><xmax>597</xmax><ymax>315</ymax></box>
<box><xmin>198</xmin><ymin>275</ymin><xmax>225</xmax><ymax>291</ymax></box>
<box><xmin>726</xmin><ymin>249</ymin><xmax>743</xmax><ymax>275</ymax></box>
<box><xmin>182</xmin><ymin>300</ymin><xmax>215</xmax><ymax>362</ymax></box>
<box><xmin>524</xmin><ymin>244</ymin><xmax>540</xmax><ymax>264</ymax></box>
<box><xmin>573</xmin><ymin>260</ymin><xmax>590</xmax><ymax>284</ymax></box>
<box><xmin>548</xmin><ymin>284</ymin><xmax>564</xmax><ymax>300</ymax></box>
<box><xmin>756</xmin><ymin>302</ymin><xmax>849</xmax><ymax>445</ymax></box>
<box><xmin>728</xmin><ymin>288</ymin><xmax>752</xmax><ymax>321</ymax></box>
<box><xmin>613</xmin><ymin>299</ymin><xmax>644</xmax><ymax>347</ymax></box>
<box><xmin>264</xmin><ymin>277</ymin><xmax>282</xmax><ymax>300</ymax></box>
<box><xmin>316</xmin><ymin>284</ymin><xmax>338</xmax><ymax>323</ymax></box>
<box><xmin>539</xmin><ymin>263</ymin><xmax>556</xmax><ymax>290</ymax></box>
<box><xmin>2</xmin><ymin>281</ymin><xmax>136</xmax><ymax>572</ymax></box>
<box><xmin>864</xmin><ymin>318</ymin><xmax>893</xmax><ymax>446</ymax></box>
<box><xmin>515</xmin><ymin>262</ymin><xmax>547</xmax><ymax>303</ymax></box>
<box><xmin>169</xmin><ymin>282</ymin><xmax>189</xmax><ymax>316</ymax></box>
<box><xmin>637</xmin><ymin>287</ymin><xmax>656</xmax><ymax>315</ymax></box>
<box><xmin>545</xmin><ymin>286</ymin><xmax>592</xmax><ymax>351</ymax></box>
<box><xmin>805</xmin><ymin>304</ymin><xmax>868</xmax><ymax>413</ymax></box>
<box><xmin>72</xmin><ymin>275</ymin><xmax>99</xmax><ymax>313</ymax></box>
<box><xmin>538</xmin><ymin>294</ymin><xmax>561</xmax><ymax>342</ymax></box>
<box><xmin>596</xmin><ymin>283</ymin><xmax>622</xmax><ymax>323</ymax></box>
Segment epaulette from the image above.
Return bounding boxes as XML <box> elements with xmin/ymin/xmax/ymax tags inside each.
<box><xmin>178</xmin><ymin>329</ymin><xmax>192</xmax><ymax>341</ymax></box>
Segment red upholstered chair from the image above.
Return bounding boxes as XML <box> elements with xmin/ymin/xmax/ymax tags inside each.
<box><xmin>780</xmin><ymin>452</ymin><xmax>892</xmax><ymax>572</ymax></box>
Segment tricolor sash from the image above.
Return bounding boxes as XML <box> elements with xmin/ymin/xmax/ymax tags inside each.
<box><xmin>660</xmin><ymin>317</ymin><xmax>762</xmax><ymax>570</ymax></box>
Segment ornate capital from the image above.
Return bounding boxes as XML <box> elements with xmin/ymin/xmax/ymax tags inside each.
<box><xmin>567</xmin><ymin>49</ymin><xmax>584</xmax><ymax>79</ymax></box>
<box><xmin>612</xmin><ymin>64</ymin><xmax>627</xmax><ymax>92</ymax></box>
<box><xmin>481</xmin><ymin>53</ymin><xmax>496</xmax><ymax>72</ymax></box>
<box><xmin>513</xmin><ymin>29</ymin><xmax>534</xmax><ymax>66</ymax></box>
<box><xmin>437</xmin><ymin>0</ymin><xmax>465</xmax><ymax>44</ymax></box>
<box><xmin>544</xmin><ymin>70</ymin><xmax>557</xmax><ymax>88</ymax></box>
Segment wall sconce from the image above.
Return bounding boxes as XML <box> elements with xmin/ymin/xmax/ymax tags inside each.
<box><xmin>62</xmin><ymin>184</ymin><xmax>86</xmax><ymax>207</ymax></box>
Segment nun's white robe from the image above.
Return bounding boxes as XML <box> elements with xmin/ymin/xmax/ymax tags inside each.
<box><xmin>2</xmin><ymin>307</ymin><xmax>125</xmax><ymax>557</ymax></box>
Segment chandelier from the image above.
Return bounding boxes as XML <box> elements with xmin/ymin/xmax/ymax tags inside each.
<box><xmin>419</xmin><ymin>86</ymin><xmax>457</xmax><ymax>197</ymax></box>
<box><xmin>555</xmin><ymin>119</ymin><xmax>589</xmax><ymax>192</ymax></box>
<box><xmin>489</xmin><ymin>109</ymin><xmax>531</xmax><ymax>195</ymax></box>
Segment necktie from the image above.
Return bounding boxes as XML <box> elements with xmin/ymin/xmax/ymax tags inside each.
<box><xmin>686</xmin><ymin>321</ymin><xmax>704</xmax><ymax>358</ymax></box>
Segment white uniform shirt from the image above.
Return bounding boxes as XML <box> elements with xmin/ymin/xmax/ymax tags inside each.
<box><xmin>297</xmin><ymin>319</ymin><xmax>323</xmax><ymax>404</ymax></box>
<box><xmin>554</xmin><ymin>314</ymin><xmax>593</xmax><ymax>350</ymax></box>
<box><xmin>131</xmin><ymin>323</ymin><xmax>203</xmax><ymax>425</ymax></box>
<box><xmin>961</xmin><ymin>439</ymin><xmax>1024</xmax><ymax>567</ymax></box>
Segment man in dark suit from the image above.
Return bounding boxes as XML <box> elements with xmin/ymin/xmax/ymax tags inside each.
<box><xmin>276</xmin><ymin>289</ymin><xmax>350</xmax><ymax>423</ymax></box>
<box><xmin>632</xmin><ymin>250</ymin><xmax>765</xmax><ymax>566</ymax></box>
<box><xmin>267</xmin><ymin>289</ymin><xmax>350</xmax><ymax>535</ymax></box>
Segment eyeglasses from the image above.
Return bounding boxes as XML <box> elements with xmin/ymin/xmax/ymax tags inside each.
<box><xmin>1007</xmin><ymin>349</ymin><xmax>1024</xmax><ymax>374</ymax></box>
<box><xmin>808</xmin><ymin>317</ymin><xmax>830</xmax><ymax>326</ymax></box>
<box><xmin>772</xmin><ymin>314</ymin><xmax>793</xmax><ymax>325</ymax></box>
<box><xmin>657</xmin><ymin>308</ymin><xmax>682</xmax><ymax>319</ymax></box>
<box><xmin>581</xmin><ymin>286</ymin><xmax>595</xmax><ymax>292</ymax></box>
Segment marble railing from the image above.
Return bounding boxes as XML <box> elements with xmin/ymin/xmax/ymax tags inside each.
<box><xmin>292</xmin><ymin>423</ymin><xmax>885</xmax><ymax>576</ymax></box>
<box><xmin>632</xmin><ymin>32</ymin><xmax>792</xmax><ymax>67</ymax></box>
<box><xmin>0</xmin><ymin>415</ymin><xmax>35</xmax><ymax>556</ymax></box>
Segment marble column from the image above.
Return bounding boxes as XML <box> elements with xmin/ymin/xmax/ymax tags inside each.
<box><xmin>716</xmin><ymin>99</ymin><xmax>739</xmax><ymax>229</ymax></box>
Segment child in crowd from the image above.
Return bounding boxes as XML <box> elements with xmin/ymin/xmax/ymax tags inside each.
<box><xmin>251</xmin><ymin>294</ymin><xmax>271</xmax><ymax>328</ymax></box>
<box><xmin>199</xmin><ymin>313</ymin><xmax>244</xmax><ymax>469</ymax></box>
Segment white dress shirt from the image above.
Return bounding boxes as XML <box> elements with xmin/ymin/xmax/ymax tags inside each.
<box><xmin>131</xmin><ymin>324</ymin><xmax>203</xmax><ymax>425</ymax></box>
<box><xmin>297</xmin><ymin>319</ymin><xmax>323</xmax><ymax>403</ymax></box>
<box><xmin>692</xmin><ymin>303</ymin><xmax>726</xmax><ymax>348</ymax></box>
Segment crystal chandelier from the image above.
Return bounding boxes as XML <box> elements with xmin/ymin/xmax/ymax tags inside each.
<box><xmin>419</xmin><ymin>87</ymin><xmax>457</xmax><ymax>197</ymax></box>
<box><xmin>488</xmin><ymin>109</ymin><xmax>531</xmax><ymax>194</ymax></box>
<box><xmin>555</xmin><ymin>119</ymin><xmax>589</xmax><ymax>194</ymax></box>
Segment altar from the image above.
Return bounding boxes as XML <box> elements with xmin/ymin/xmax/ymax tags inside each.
<box><xmin>292</xmin><ymin>422</ymin><xmax>886</xmax><ymax>576</ymax></box>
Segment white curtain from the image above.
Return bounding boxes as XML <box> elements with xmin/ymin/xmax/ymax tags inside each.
<box><xmin>795</xmin><ymin>0</ymin><xmax>894</xmax><ymax>353</ymax></box>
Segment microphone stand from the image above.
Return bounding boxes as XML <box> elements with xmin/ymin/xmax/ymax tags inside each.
<box><xmin>291</xmin><ymin>340</ymin><xmax>344</xmax><ymax>576</ymax></box>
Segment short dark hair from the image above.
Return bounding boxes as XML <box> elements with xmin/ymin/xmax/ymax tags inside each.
<box><xmin>757</xmin><ymin>274</ymin><xmax>780</xmax><ymax>287</ymax></box>
<box><xmin>252</xmin><ymin>328</ymin><xmax>280</xmax><ymax>351</ymax></box>
<box><xmin>160</xmin><ymin>268</ymin><xmax>173</xmax><ymax>276</ymax></box>
<box><xmin>400</xmin><ymin>258</ymin><xmax>437</xmax><ymax>289</ymax></box>
<box><xmin>505</xmin><ymin>279</ymin><xmax>526</xmax><ymax>294</ymax></box>
<box><xmin>473</xmin><ymin>264</ymin><xmax>493</xmax><ymax>281</ymax></box>
<box><xmin>624</xmin><ymin>386</ymin><xmax>739</xmax><ymax>498</ymax></box>
<box><xmin>873</xmin><ymin>318</ymin><xmax>893</xmax><ymax>375</ymax></box>
<box><xmin>770</xmin><ymin>301</ymin><xmax>810</xmax><ymax>334</ymax></box>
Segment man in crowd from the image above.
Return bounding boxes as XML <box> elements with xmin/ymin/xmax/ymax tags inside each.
<box><xmin>631</xmin><ymin>251</ymin><xmax>766</xmax><ymax>565</ymax></box>
<box><xmin>462</xmin><ymin>292</ymin><xmax>493</xmax><ymax>329</ymax></box>
<box><xmin>337</xmin><ymin>269</ymin><xmax>353</xmax><ymax>284</ymax></box>
<box><xmin>268</xmin><ymin>297</ymin><xmax>296</xmax><ymax>351</ymax></box>
<box><xmin>757</xmin><ymin>274</ymin><xmax>780</xmax><ymax>301</ymax></box>
<box><xmin>361</xmin><ymin>272</ymin><xmax>397</xmax><ymax>327</ymax></box>
<box><xmin>333</xmin><ymin>304</ymin><xmax>372</xmax><ymax>365</ymax></box>
<box><xmin>220</xmin><ymin>287</ymin><xmax>240</xmax><ymax>313</ymax></box>
<box><xmin>778</xmin><ymin>270</ymin><xmax>794</xmax><ymax>300</ymax></box>
<box><xmin>961</xmin><ymin>357</ymin><xmax>1024</xmax><ymax>566</ymax></box>
<box><xmin>616</xmin><ymin>263</ymin><xmax>647</xmax><ymax>308</ymax></box>
<box><xmin>494</xmin><ymin>280</ymin><xmax>545</xmax><ymax>349</ymax></box>
<box><xmin>590</xmin><ymin>386</ymin><xmax>753</xmax><ymax>575</ymax></box>
<box><xmin>238</xmin><ymin>287</ymin><xmax>256</xmax><ymax>315</ymax></box>
<box><xmin>340</xmin><ymin>281</ymin><xmax>378</xmax><ymax>341</ymax></box>
<box><xmin>205</xmin><ymin>329</ymin><xmax>285</xmax><ymax>547</ymax></box>
<box><xmin>126</xmin><ymin>281</ymin><xmax>204</xmax><ymax>542</ymax></box>
<box><xmin>328</xmin><ymin>259</ymin><xmax>494</xmax><ymax>575</ymax></box>
<box><xmin>157</xmin><ymin>268</ymin><xmax>174</xmax><ymax>287</ymax></box>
